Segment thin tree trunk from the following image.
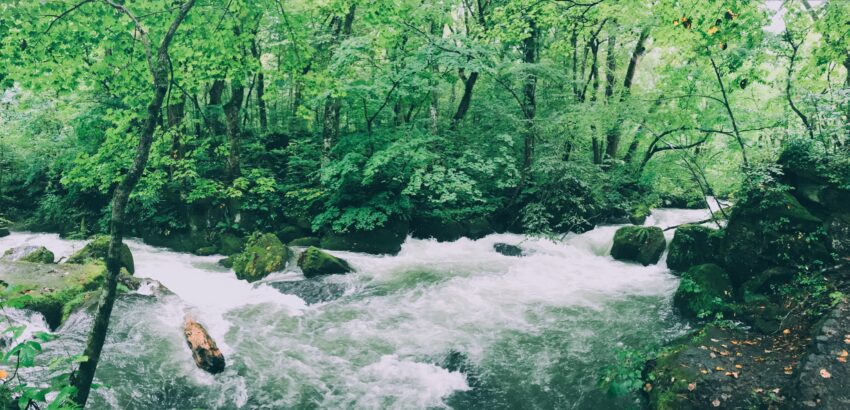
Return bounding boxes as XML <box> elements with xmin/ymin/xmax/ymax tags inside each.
<box><xmin>603</xmin><ymin>26</ymin><xmax>619</xmax><ymax>160</ymax></box>
<box><xmin>71</xmin><ymin>1</ymin><xmax>196</xmax><ymax>406</ymax></box>
<box><xmin>451</xmin><ymin>70</ymin><xmax>478</xmax><ymax>129</ymax></box>
<box><xmin>224</xmin><ymin>82</ymin><xmax>244</xmax><ymax>180</ymax></box>
<box><xmin>521</xmin><ymin>19</ymin><xmax>538</xmax><ymax>173</ymax></box>
<box><xmin>708</xmin><ymin>55</ymin><xmax>748</xmax><ymax>167</ymax></box>
<box><xmin>207</xmin><ymin>79</ymin><xmax>226</xmax><ymax>135</ymax></box>
<box><xmin>321</xmin><ymin>5</ymin><xmax>356</xmax><ymax>161</ymax></box>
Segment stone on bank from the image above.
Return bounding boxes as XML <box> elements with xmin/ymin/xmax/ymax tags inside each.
<box><xmin>231</xmin><ymin>233</ymin><xmax>289</xmax><ymax>282</ymax></box>
<box><xmin>610</xmin><ymin>226</ymin><xmax>666</xmax><ymax>266</ymax></box>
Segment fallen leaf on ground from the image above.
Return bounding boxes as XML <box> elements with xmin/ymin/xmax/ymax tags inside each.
<box><xmin>715</xmin><ymin>366</ymin><xmax>725</xmax><ymax>371</ymax></box>
<box><xmin>783</xmin><ymin>329</ymin><xmax>791</xmax><ymax>335</ymax></box>
<box><xmin>725</xmin><ymin>371</ymin><xmax>739</xmax><ymax>379</ymax></box>
<box><xmin>784</xmin><ymin>366</ymin><xmax>793</xmax><ymax>375</ymax></box>
<box><xmin>712</xmin><ymin>399</ymin><xmax>721</xmax><ymax>407</ymax></box>
<box><xmin>688</xmin><ymin>382</ymin><xmax>696</xmax><ymax>391</ymax></box>
<box><xmin>820</xmin><ymin>369</ymin><xmax>831</xmax><ymax>379</ymax></box>
<box><xmin>644</xmin><ymin>383</ymin><xmax>652</xmax><ymax>392</ymax></box>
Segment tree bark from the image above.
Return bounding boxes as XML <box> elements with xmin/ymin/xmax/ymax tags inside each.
<box><xmin>521</xmin><ymin>19</ymin><xmax>539</xmax><ymax>173</ymax></box>
<box><xmin>71</xmin><ymin>1</ymin><xmax>196</xmax><ymax>406</ymax></box>
<box><xmin>450</xmin><ymin>70</ymin><xmax>478</xmax><ymax>129</ymax></box>
<box><xmin>321</xmin><ymin>5</ymin><xmax>356</xmax><ymax>161</ymax></box>
<box><xmin>224</xmin><ymin>82</ymin><xmax>244</xmax><ymax>181</ymax></box>
<box><xmin>207</xmin><ymin>79</ymin><xmax>226</xmax><ymax>135</ymax></box>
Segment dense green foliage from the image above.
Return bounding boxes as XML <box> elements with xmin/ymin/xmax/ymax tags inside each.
<box><xmin>1</xmin><ymin>0</ymin><xmax>846</xmax><ymax>242</ymax></box>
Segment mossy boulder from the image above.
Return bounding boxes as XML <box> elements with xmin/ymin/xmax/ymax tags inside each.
<box><xmin>142</xmin><ymin>230</ymin><xmax>212</xmax><ymax>254</ymax></box>
<box><xmin>722</xmin><ymin>191</ymin><xmax>828</xmax><ymax>284</ymax></box>
<box><xmin>666</xmin><ymin>225</ymin><xmax>722</xmax><ymax>273</ymax></box>
<box><xmin>297</xmin><ymin>247</ymin><xmax>352</xmax><ymax>278</ymax></box>
<box><xmin>217</xmin><ymin>232</ymin><xmax>244</xmax><ymax>256</ymax></box>
<box><xmin>610</xmin><ymin>226</ymin><xmax>666</xmax><ymax>266</ymax></box>
<box><xmin>321</xmin><ymin>220</ymin><xmax>409</xmax><ymax>255</ymax></box>
<box><xmin>0</xmin><ymin>260</ymin><xmax>105</xmax><ymax>329</ymax></box>
<box><xmin>276</xmin><ymin>225</ymin><xmax>309</xmax><ymax>244</ymax></box>
<box><xmin>194</xmin><ymin>246</ymin><xmax>218</xmax><ymax>256</ymax></box>
<box><xmin>2</xmin><ymin>246</ymin><xmax>54</xmax><ymax>264</ymax></box>
<box><xmin>231</xmin><ymin>233</ymin><xmax>289</xmax><ymax>282</ymax></box>
<box><xmin>218</xmin><ymin>257</ymin><xmax>233</xmax><ymax>269</ymax></box>
<box><xmin>493</xmin><ymin>243</ymin><xmax>523</xmax><ymax>257</ymax></box>
<box><xmin>0</xmin><ymin>226</ymin><xmax>9</xmax><ymax>238</ymax></box>
<box><xmin>673</xmin><ymin>264</ymin><xmax>734</xmax><ymax>320</ymax></box>
<box><xmin>67</xmin><ymin>236</ymin><xmax>135</xmax><ymax>274</ymax></box>
<box><xmin>288</xmin><ymin>236</ymin><xmax>321</xmax><ymax>247</ymax></box>
<box><xmin>628</xmin><ymin>206</ymin><xmax>651</xmax><ymax>225</ymax></box>
<box><xmin>410</xmin><ymin>216</ymin><xmax>466</xmax><ymax>242</ymax></box>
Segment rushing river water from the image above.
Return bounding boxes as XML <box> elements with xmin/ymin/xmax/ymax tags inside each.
<box><xmin>0</xmin><ymin>207</ymin><xmax>719</xmax><ymax>409</ymax></box>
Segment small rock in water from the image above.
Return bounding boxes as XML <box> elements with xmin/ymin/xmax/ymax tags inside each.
<box><xmin>493</xmin><ymin>243</ymin><xmax>523</xmax><ymax>257</ymax></box>
<box><xmin>269</xmin><ymin>279</ymin><xmax>347</xmax><ymax>304</ymax></box>
<box><xmin>297</xmin><ymin>247</ymin><xmax>352</xmax><ymax>277</ymax></box>
<box><xmin>183</xmin><ymin>314</ymin><xmax>225</xmax><ymax>374</ymax></box>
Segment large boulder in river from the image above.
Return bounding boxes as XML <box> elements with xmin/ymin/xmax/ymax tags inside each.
<box><xmin>183</xmin><ymin>315</ymin><xmax>225</xmax><ymax>374</ymax></box>
<box><xmin>666</xmin><ymin>225</ymin><xmax>722</xmax><ymax>273</ymax></box>
<box><xmin>321</xmin><ymin>220</ymin><xmax>409</xmax><ymax>255</ymax></box>
<box><xmin>673</xmin><ymin>264</ymin><xmax>734</xmax><ymax>320</ymax></box>
<box><xmin>2</xmin><ymin>246</ymin><xmax>54</xmax><ymax>264</ymax></box>
<box><xmin>67</xmin><ymin>235</ymin><xmax>135</xmax><ymax>274</ymax></box>
<box><xmin>232</xmin><ymin>233</ymin><xmax>289</xmax><ymax>282</ymax></box>
<box><xmin>297</xmin><ymin>247</ymin><xmax>352</xmax><ymax>278</ymax></box>
<box><xmin>722</xmin><ymin>191</ymin><xmax>829</xmax><ymax>285</ymax></box>
<box><xmin>610</xmin><ymin>226</ymin><xmax>666</xmax><ymax>266</ymax></box>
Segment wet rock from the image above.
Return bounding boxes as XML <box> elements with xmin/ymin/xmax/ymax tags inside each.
<box><xmin>0</xmin><ymin>226</ymin><xmax>9</xmax><ymax>238</ymax></box>
<box><xmin>268</xmin><ymin>279</ymin><xmax>347</xmax><ymax>304</ymax></box>
<box><xmin>790</xmin><ymin>301</ymin><xmax>850</xmax><ymax>408</ymax></box>
<box><xmin>493</xmin><ymin>243</ymin><xmax>523</xmax><ymax>257</ymax></box>
<box><xmin>673</xmin><ymin>264</ymin><xmax>734</xmax><ymax>320</ymax></box>
<box><xmin>722</xmin><ymin>191</ymin><xmax>828</xmax><ymax>285</ymax></box>
<box><xmin>610</xmin><ymin>226</ymin><xmax>666</xmax><ymax>266</ymax></box>
<box><xmin>183</xmin><ymin>314</ymin><xmax>225</xmax><ymax>374</ymax></box>
<box><xmin>666</xmin><ymin>225</ymin><xmax>722</xmax><ymax>273</ymax></box>
<box><xmin>232</xmin><ymin>233</ymin><xmax>289</xmax><ymax>283</ymax></box>
<box><xmin>629</xmin><ymin>206</ymin><xmax>650</xmax><ymax>225</ymax></box>
<box><xmin>2</xmin><ymin>246</ymin><xmax>54</xmax><ymax>264</ymax></box>
<box><xmin>194</xmin><ymin>246</ymin><xmax>218</xmax><ymax>256</ymax></box>
<box><xmin>0</xmin><ymin>260</ymin><xmax>104</xmax><ymax>329</ymax></box>
<box><xmin>321</xmin><ymin>219</ymin><xmax>409</xmax><ymax>255</ymax></box>
<box><xmin>217</xmin><ymin>257</ymin><xmax>233</xmax><ymax>269</ymax></box>
<box><xmin>410</xmin><ymin>216</ymin><xmax>466</xmax><ymax>242</ymax></box>
<box><xmin>67</xmin><ymin>235</ymin><xmax>135</xmax><ymax>274</ymax></box>
<box><xmin>276</xmin><ymin>225</ymin><xmax>308</xmax><ymax>243</ymax></box>
<box><xmin>288</xmin><ymin>236</ymin><xmax>321</xmax><ymax>247</ymax></box>
<box><xmin>142</xmin><ymin>231</ymin><xmax>212</xmax><ymax>255</ymax></box>
<box><xmin>297</xmin><ymin>247</ymin><xmax>352</xmax><ymax>278</ymax></box>
<box><xmin>217</xmin><ymin>232</ymin><xmax>243</xmax><ymax>256</ymax></box>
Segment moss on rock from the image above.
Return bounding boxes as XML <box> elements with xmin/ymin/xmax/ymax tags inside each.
<box><xmin>297</xmin><ymin>247</ymin><xmax>352</xmax><ymax>278</ymax></box>
<box><xmin>0</xmin><ymin>261</ymin><xmax>105</xmax><ymax>329</ymax></box>
<box><xmin>673</xmin><ymin>264</ymin><xmax>734</xmax><ymax>320</ymax></box>
<box><xmin>610</xmin><ymin>226</ymin><xmax>666</xmax><ymax>266</ymax></box>
<box><xmin>288</xmin><ymin>236</ymin><xmax>321</xmax><ymax>247</ymax></box>
<box><xmin>2</xmin><ymin>246</ymin><xmax>55</xmax><ymax>264</ymax></box>
<box><xmin>321</xmin><ymin>220</ymin><xmax>409</xmax><ymax>255</ymax></box>
<box><xmin>67</xmin><ymin>235</ymin><xmax>135</xmax><ymax>274</ymax></box>
<box><xmin>231</xmin><ymin>233</ymin><xmax>289</xmax><ymax>282</ymax></box>
<box><xmin>666</xmin><ymin>225</ymin><xmax>722</xmax><ymax>273</ymax></box>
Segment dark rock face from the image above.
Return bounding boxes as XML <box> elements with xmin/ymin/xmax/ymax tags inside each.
<box><xmin>276</xmin><ymin>225</ymin><xmax>309</xmax><ymax>244</ymax></box>
<box><xmin>217</xmin><ymin>233</ymin><xmax>244</xmax><ymax>256</ymax></box>
<box><xmin>321</xmin><ymin>220</ymin><xmax>409</xmax><ymax>255</ymax></box>
<box><xmin>297</xmin><ymin>247</ymin><xmax>352</xmax><ymax>278</ymax></box>
<box><xmin>67</xmin><ymin>236</ymin><xmax>135</xmax><ymax>274</ymax></box>
<box><xmin>493</xmin><ymin>243</ymin><xmax>523</xmax><ymax>257</ymax></box>
<box><xmin>722</xmin><ymin>191</ymin><xmax>829</xmax><ymax>285</ymax></box>
<box><xmin>610</xmin><ymin>226</ymin><xmax>666</xmax><ymax>266</ymax></box>
<box><xmin>268</xmin><ymin>280</ymin><xmax>347</xmax><ymax>304</ymax></box>
<box><xmin>288</xmin><ymin>237</ymin><xmax>321</xmax><ymax>247</ymax></box>
<box><xmin>673</xmin><ymin>264</ymin><xmax>734</xmax><ymax>319</ymax></box>
<box><xmin>183</xmin><ymin>315</ymin><xmax>225</xmax><ymax>374</ymax></box>
<box><xmin>666</xmin><ymin>225</ymin><xmax>722</xmax><ymax>273</ymax></box>
<box><xmin>2</xmin><ymin>246</ymin><xmax>54</xmax><ymax>264</ymax></box>
<box><xmin>791</xmin><ymin>301</ymin><xmax>850</xmax><ymax>408</ymax></box>
<box><xmin>231</xmin><ymin>233</ymin><xmax>289</xmax><ymax>282</ymax></box>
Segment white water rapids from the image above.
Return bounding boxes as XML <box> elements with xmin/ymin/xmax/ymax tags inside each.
<box><xmin>0</xmin><ymin>206</ymin><xmax>720</xmax><ymax>409</ymax></box>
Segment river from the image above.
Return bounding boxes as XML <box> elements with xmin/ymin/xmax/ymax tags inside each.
<box><xmin>0</xmin><ymin>206</ymin><xmax>718</xmax><ymax>409</ymax></box>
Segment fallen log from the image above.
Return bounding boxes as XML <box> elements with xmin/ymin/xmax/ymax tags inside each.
<box><xmin>183</xmin><ymin>314</ymin><xmax>225</xmax><ymax>374</ymax></box>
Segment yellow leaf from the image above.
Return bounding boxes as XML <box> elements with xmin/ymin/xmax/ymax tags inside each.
<box><xmin>707</xmin><ymin>26</ymin><xmax>719</xmax><ymax>35</ymax></box>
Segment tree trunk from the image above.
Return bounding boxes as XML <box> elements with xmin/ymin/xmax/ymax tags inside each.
<box><xmin>224</xmin><ymin>82</ymin><xmax>244</xmax><ymax>181</ymax></box>
<box><xmin>603</xmin><ymin>26</ymin><xmax>619</xmax><ymax>160</ymax></box>
<box><xmin>521</xmin><ymin>19</ymin><xmax>538</xmax><ymax>173</ymax></box>
<box><xmin>321</xmin><ymin>5</ymin><xmax>356</xmax><ymax>161</ymax></box>
<box><xmin>207</xmin><ymin>79</ymin><xmax>226</xmax><ymax>135</ymax></box>
<box><xmin>71</xmin><ymin>1</ymin><xmax>196</xmax><ymax>406</ymax></box>
<box><xmin>451</xmin><ymin>71</ymin><xmax>478</xmax><ymax>129</ymax></box>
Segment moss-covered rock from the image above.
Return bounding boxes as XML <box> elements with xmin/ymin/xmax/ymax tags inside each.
<box><xmin>67</xmin><ymin>236</ymin><xmax>135</xmax><ymax>274</ymax></box>
<box><xmin>194</xmin><ymin>246</ymin><xmax>218</xmax><ymax>256</ymax></box>
<box><xmin>0</xmin><ymin>227</ymin><xmax>9</xmax><ymax>238</ymax></box>
<box><xmin>321</xmin><ymin>220</ymin><xmax>409</xmax><ymax>255</ymax></box>
<box><xmin>628</xmin><ymin>206</ymin><xmax>650</xmax><ymax>225</ymax></box>
<box><xmin>276</xmin><ymin>225</ymin><xmax>308</xmax><ymax>244</ymax></box>
<box><xmin>218</xmin><ymin>257</ymin><xmax>233</xmax><ymax>269</ymax></box>
<box><xmin>288</xmin><ymin>236</ymin><xmax>321</xmax><ymax>247</ymax></box>
<box><xmin>142</xmin><ymin>230</ymin><xmax>212</xmax><ymax>254</ymax></box>
<box><xmin>666</xmin><ymin>225</ymin><xmax>722</xmax><ymax>273</ymax></box>
<box><xmin>297</xmin><ymin>247</ymin><xmax>352</xmax><ymax>278</ymax></box>
<box><xmin>673</xmin><ymin>264</ymin><xmax>734</xmax><ymax>320</ymax></box>
<box><xmin>410</xmin><ymin>216</ymin><xmax>466</xmax><ymax>242</ymax></box>
<box><xmin>722</xmin><ymin>191</ymin><xmax>828</xmax><ymax>284</ymax></box>
<box><xmin>0</xmin><ymin>260</ymin><xmax>105</xmax><ymax>329</ymax></box>
<box><xmin>217</xmin><ymin>232</ymin><xmax>244</xmax><ymax>256</ymax></box>
<box><xmin>610</xmin><ymin>226</ymin><xmax>666</xmax><ymax>266</ymax></box>
<box><xmin>2</xmin><ymin>246</ymin><xmax>54</xmax><ymax>264</ymax></box>
<box><xmin>231</xmin><ymin>233</ymin><xmax>289</xmax><ymax>282</ymax></box>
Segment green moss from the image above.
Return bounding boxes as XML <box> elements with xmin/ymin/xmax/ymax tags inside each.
<box><xmin>232</xmin><ymin>233</ymin><xmax>289</xmax><ymax>282</ymax></box>
<box><xmin>20</xmin><ymin>247</ymin><xmax>54</xmax><ymax>264</ymax></box>
<box><xmin>673</xmin><ymin>264</ymin><xmax>733</xmax><ymax>320</ymax></box>
<box><xmin>289</xmin><ymin>237</ymin><xmax>321</xmax><ymax>247</ymax></box>
<box><xmin>297</xmin><ymin>247</ymin><xmax>352</xmax><ymax>278</ymax></box>
<box><xmin>610</xmin><ymin>226</ymin><xmax>666</xmax><ymax>266</ymax></box>
<box><xmin>67</xmin><ymin>235</ymin><xmax>135</xmax><ymax>274</ymax></box>
<box><xmin>628</xmin><ymin>206</ymin><xmax>650</xmax><ymax>225</ymax></box>
<box><xmin>666</xmin><ymin>225</ymin><xmax>721</xmax><ymax>273</ymax></box>
<box><xmin>0</xmin><ymin>261</ymin><xmax>105</xmax><ymax>329</ymax></box>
